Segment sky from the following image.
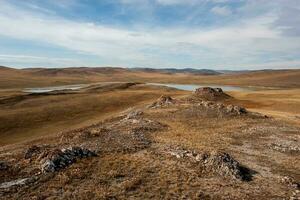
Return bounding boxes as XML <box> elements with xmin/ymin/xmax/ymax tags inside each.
<box><xmin>0</xmin><ymin>0</ymin><xmax>300</xmax><ymax>70</ymax></box>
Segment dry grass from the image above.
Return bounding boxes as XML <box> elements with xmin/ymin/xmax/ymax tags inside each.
<box><xmin>0</xmin><ymin>92</ymin><xmax>299</xmax><ymax>199</ymax></box>
<box><xmin>0</xmin><ymin>67</ymin><xmax>300</xmax><ymax>199</ymax></box>
<box><xmin>228</xmin><ymin>89</ymin><xmax>300</xmax><ymax>126</ymax></box>
<box><xmin>0</xmin><ymin>83</ymin><xmax>187</xmax><ymax>145</ymax></box>
<box><xmin>1</xmin><ymin>67</ymin><xmax>300</xmax><ymax>89</ymax></box>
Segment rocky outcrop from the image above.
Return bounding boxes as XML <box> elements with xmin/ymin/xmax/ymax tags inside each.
<box><xmin>148</xmin><ymin>95</ymin><xmax>176</xmax><ymax>108</ymax></box>
<box><xmin>193</xmin><ymin>87</ymin><xmax>232</xmax><ymax>101</ymax></box>
<box><xmin>40</xmin><ymin>147</ymin><xmax>97</xmax><ymax>173</ymax></box>
<box><xmin>168</xmin><ymin>148</ymin><xmax>251</xmax><ymax>181</ymax></box>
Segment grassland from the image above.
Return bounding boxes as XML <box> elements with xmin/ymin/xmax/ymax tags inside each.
<box><xmin>0</xmin><ymin>83</ymin><xmax>187</xmax><ymax>145</ymax></box>
<box><xmin>1</xmin><ymin>66</ymin><xmax>299</xmax><ymax>145</ymax></box>
<box><xmin>1</xmin><ymin>66</ymin><xmax>300</xmax><ymax>89</ymax></box>
<box><xmin>0</xmin><ymin>86</ymin><xmax>299</xmax><ymax>199</ymax></box>
<box><xmin>0</xmin><ymin>66</ymin><xmax>299</xmax><ymax>199</ymax></box>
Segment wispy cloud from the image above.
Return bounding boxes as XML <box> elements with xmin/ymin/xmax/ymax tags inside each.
<box><xmin>0</xmin><ymin>0</ymin><xmax>299</xmax><ymax>69</ymax></box>
<box><xmin>211</xmin><ymin>6</ymin><xmax>232</xmax><ymax>16</ymax></box>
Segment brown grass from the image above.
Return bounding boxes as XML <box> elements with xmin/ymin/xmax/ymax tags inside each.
<box><xmin>0</xmin><ymin>84</ymin><xmax>187</xmax><ymax>145</ymax></box>
<box><xmin>1</xmin><ymin>67</ymin><xmax>300</xmax><ymax>89</ymax></box>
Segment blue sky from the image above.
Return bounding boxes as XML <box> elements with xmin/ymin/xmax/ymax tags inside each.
<box><xmin>0</xmin><ymin>0</ymin><xmax>300</xmax><ymax>69</ymax></box>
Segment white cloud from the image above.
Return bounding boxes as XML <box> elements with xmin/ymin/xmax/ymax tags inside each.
<box><xmin>155</xmin><ymin>0</ymin><xmax>198</xmax><ymax>5</ymax></box>
<box><xmin>211</xmin><ymin>6</ymin><xmax>232</xmax><ymax>16</ymax></box>
<box><xmin>0</xmin><ymin>54</ymin><xmax>81</xmax><ymax>67</ymax></box>
<box><xmin>0</xmin><ymin>0</ymin><xmax>299</xmax><ymax>69</ymax></box>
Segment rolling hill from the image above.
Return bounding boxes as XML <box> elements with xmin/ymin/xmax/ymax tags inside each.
<box><xmin>0</xmin><ymin>66</ymin><xmax>299</xmax><ymax>89</ymax></box>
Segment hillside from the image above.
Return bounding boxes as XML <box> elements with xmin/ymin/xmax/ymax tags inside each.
<box><xmin>0</xmin><ymin>86</ymin><xmax>299</xmax><ymax>199</ymax></box>
<box><xmin>0</xmin><ymin>66</ymin><xmax>299</xmax><ymax>89</ymax></box>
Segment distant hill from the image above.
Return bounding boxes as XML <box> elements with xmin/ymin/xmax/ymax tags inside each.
<box><xmin>0</xmin><ymin>66</ymin><xmax>299</xmax><ymax>89</ymax></box>
<box><xmin>130</xmin><ymin>68</ymin><xmax>221</xmax><ymax>75</ymax></box>
<box><xmin>22</xmin><ymin>67</ymin><xmax>128</xmax><ymax>76</ymax></box>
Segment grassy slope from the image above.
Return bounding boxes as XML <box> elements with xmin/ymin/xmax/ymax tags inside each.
<box><xmin>0</xmin><ymin>67</ymin><xmax>299</xmax><ymax>145</ymax></box>
<box><xmin>229</xmin><ymin>89</ymin><xmax>300</xmax><ymax>125</ymax></box>
<box><xmin>1</xmin><ymin>67</ymin><xmax>300</xmax><ymax>89</ymax></box>
<box><xmin>0</xmin><ymin>84</ymin><xmax>187</xmax><ymax>145</ymax></box>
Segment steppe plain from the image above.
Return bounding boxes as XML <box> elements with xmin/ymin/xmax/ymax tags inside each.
<box><xmin>0</xmin><ymin>66</ymin><xmax>299</xmax><ymax>199</ymax></box>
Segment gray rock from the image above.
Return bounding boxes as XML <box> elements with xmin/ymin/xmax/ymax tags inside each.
<box><xmin>168</xmin><ymin>148</ymin><xmax>251</xmax><ymax>181</ymax></box>
<box><xmin>0</xmin><ymin>161</ymin><xmax>8</xmax><ymax>171</ymax></box>
<box><xmin>40</xmin><ymin>147</ymin><xmax>96</xmax><ymax>173</ymax></box>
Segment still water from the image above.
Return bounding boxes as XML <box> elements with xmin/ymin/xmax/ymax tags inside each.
<box><xmin>23</xmin><ymin>83</ymin><xmax>253</xmax><ymax>93</ymax></box>
<box><xmin>148</xmin><ymin>83</ymin><xmax>252</xmax><ymax>91</ymax></box>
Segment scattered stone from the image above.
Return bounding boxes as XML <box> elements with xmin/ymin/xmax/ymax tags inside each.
<box><xmin>193</xmin><ymin>87</ymin><xmax>232</xmax><ymax>101</ymax></box>
<box><xmin>148</xmin><ymin>95</ymin><xmax>176</xmax><ymax>108</ymax></box>
<box><xmin>125</xmin><ymin>110</ymin><xmax>144</xmax><ymax>119</ymax></box>
<box><xmin>168</xmin><ymin>148</ymin><xmax>251</xmax><ymax>181</ymax></box>
<box><xmin>279</xmin><ymin>176</ymin><xmax>300</xmax><ymax>189</ymax></box>
<box><xmin>40</xmin><ymin>147</ymin><xmax>97</xmax><ymax>173</ymax></box>
<box><xmin>269</xmin><ymin>143</ymin><xmax>300</xmax><ymax>154</ymax></box>
<box><xmin>0</xmin><ymin>161</ymin><xmax>8</xmax><ymax>171</ymax></box>
<box><xmin>24</xmin><ymin>145</ymin><xmax>42</xmax><ymax>159</ymax></box>
<box><xmin>130</xmin><ymin>130</ymin><xmax>152</xmax><ymax>146</ymax></box>
<box><xmin>225</xmin><ymin>104</ymin><xmax>247</xmax><ymax>115</ymax></box>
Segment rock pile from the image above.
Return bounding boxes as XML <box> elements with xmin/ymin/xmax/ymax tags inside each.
<box><xmin>193</xmin><ymin>87</ymin><xmax>232</xmax><ymax>101</ymax></box>
<box><xmin>203</xmin><ymin>151</ymin><xmax>249</xmax><ymax>181</ymax></box>
<box><xmin>40</xmin><ymin>147</ymin><xmax>97</xmax><ymax>173</ymax></box>
<box><xmin>148</xmin><ymin>95</ymin><xmax>176</xmax><ymax>108</ymax></box>
<box><xmin>168</xmin><ymin>148</ymin><xmax>250</xmax><ymax>181</ymax></box>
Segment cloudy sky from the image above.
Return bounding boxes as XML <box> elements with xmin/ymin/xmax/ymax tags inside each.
<box><xmin>0</xmin><ymin>0</ymin><xmax>299</xmax><ymax>69</ymax></box>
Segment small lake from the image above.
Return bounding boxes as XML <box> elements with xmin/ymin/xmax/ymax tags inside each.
<box><xmin>23</xmin><ymin>82</ymin><xmax>253</xmax><ymax>93</ymax></box>
<box><xmin>23</xmin><ymin>84</ymin><xmax>89</xmax><ymax>93</ymax></box>
<box><xmin>148</xmin><ymin>83</ymin><xmax>253</xmax><ymax>92</ymax></box>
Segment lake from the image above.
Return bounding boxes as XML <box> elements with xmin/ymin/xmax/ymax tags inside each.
<box><xmin>23</xmin><ymin>84</ymin><xmax>89</xmax><ymax>93</ymax></box>
<box><xmin>23</xmin><ymin>82</ymin><xmax>252</xmax><ymax>93</ymax></box>
<box><xmin>148</xmin><ymin>83</ymin><xmax>252</xmax><ymax>91</ymax></box>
